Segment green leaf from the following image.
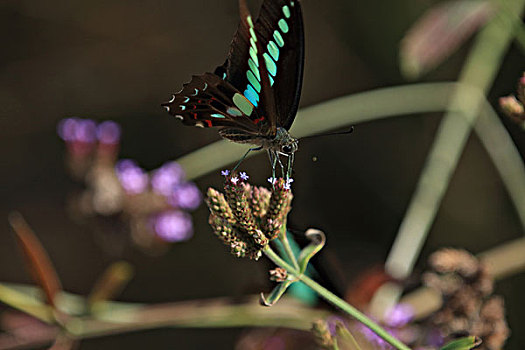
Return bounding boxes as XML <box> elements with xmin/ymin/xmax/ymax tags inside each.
<box><xmin>260</xmin><ymin>280</ymin><xmax>293</xmax><ymax>307</ymax></box>
<box><xmin>298</xmin><ymin>229</ymin><xmax>326</xmax><ymax>274</ymax></box>
<box><xmin>440</xmin><ymin>336</ymin><xmax>482</xmax><ymax>350</ymax></box>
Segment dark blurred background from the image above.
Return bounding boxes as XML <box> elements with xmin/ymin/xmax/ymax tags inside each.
<box><xmin>0</xmin><ymin>0</ymin><xmax>524</xmax><ymax>349</ymax></box>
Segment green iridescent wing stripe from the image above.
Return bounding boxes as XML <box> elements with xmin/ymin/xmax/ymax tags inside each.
<box><xmin>216</xmin><ymin>0</ymin><xmax>304</xmax><ymax>133</ymax></box>
<box><xmin>255</xmin><ymin>0</ymin><xmax>304</xmax><ymax>130</ymax></box>
<box><xmin>162</xmin><ymin>73</ymin><xmax>262</xmax><ymax>131</ymax></box>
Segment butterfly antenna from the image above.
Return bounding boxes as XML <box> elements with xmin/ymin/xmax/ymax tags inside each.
<box><xmin>300</xmin><ymin>126</ymin><xmax>355</xmax><ymax>140</ymax></box>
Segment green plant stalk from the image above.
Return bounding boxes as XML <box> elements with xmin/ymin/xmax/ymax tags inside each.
<box><xmin>277</xmin><ymin>224</ymin><xmax>300</xmax><ymax>270</ymax></box>
<box><xmin>176</xmin><ymin>83</ymin><xmax>455</xmax><ymax>180</ymax></box>
<box><xmin>381</xmin><ymin>0</ymin><xmax>525</xmax><ymax>310</ymax></box>
<box><xmin>263</xmin><ymin>247</ymin><xmax>411</xmax><ymax>350</ymax></box>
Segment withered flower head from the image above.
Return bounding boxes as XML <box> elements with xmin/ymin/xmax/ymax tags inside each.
<box><xmin>423</xmin><ymin>248</ymin><xmax>509</xmax><ymax>350</ymax></box>
<box><xmin>269</xmin><ymin>267</ymin><xmax>288</xmax><ymax>282</ymax></box>
<box><xmin>499</xmin><ymin>71</ymin><xmax>525</xmax><ymax>124</ymax></box>
<box><xmin>206</xmin><ymin>171</ymin><xmax>293</xmax><ymax>260</ymax></box>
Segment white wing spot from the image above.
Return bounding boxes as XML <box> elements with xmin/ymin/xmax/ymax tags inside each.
<box><xmin>168</xmin><ymin>95</ymin><xmax>176</xmax><ymax>103</ymax></box>
<box><xmin>175</xmin><ymin>115</ymin><xmax>183</xmax><ymax>120</ymax></box>
<box><xmin>195</xmin><ymin>121</ymin><xmax>204</xmax><ymax>128</ymax></box>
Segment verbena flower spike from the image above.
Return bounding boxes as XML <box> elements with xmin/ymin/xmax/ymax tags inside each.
<box><xmin>206</xmin><ymin>171</ymin><xmax>293</xmax><ymax>260</ymax></box>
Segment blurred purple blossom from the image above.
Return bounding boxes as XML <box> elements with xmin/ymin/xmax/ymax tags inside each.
<box><xmin>326</xmin><ymin>315</ymin><xmax>347</xmax><ymax>336</ymax></box>
<box><xmin>357</xmin><ymin>323</ymin><xmax>390</xmax><ymax>349</ymax></box>
<box><xmin>153</xmin><ymin>210</ymin><xmax>193</xmax><ymax>242</ymax></box>
<box><xmin>151</xmin><ymin>162</ymin><xmax>185</xmax><ymax>196</ymax></box>
<box><xmin>240</xmin><ymin>172</ymin><xmax>249</xmax><ymax>181</ymax></box>
<box><xmin>384</xmin><ymin>304</ymin><xmax>414</xmax><ymax>328</ymax></box>
<box><xmin>57</xmin><ymin>118</ymin><xmax>97</xmax><ymax>143</ymax></box>
<box><xmin>169</xmin><ymin>182</ymin><xmax>201</xmax><ymax>210</ymax></box>
<box><xmin>221</xmin><ymin>169</ymin><xmax>230</xmax><ymax>176</ymax></box>
<box><xmin>115</xmin><ymin>160</ymin><xmax>149</xmax><ymax>195</ymax></box>
<box><xmin>96</xmin><ymin>121</ymin><xmax>121</xmax><ymax>144</ymax></box>
<box><xmin>284</xmin><ymin>178</ymin><xmax>294</xmax><ymax>190</ymax></box>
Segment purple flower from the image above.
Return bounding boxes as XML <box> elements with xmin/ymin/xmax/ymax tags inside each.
<box><xmin>151</xmin><ymin>162</ymin><xmax>185</xmax><ymax>196</ymax></box>
<box><xmin>231</xmin><ymin>176</ymin><xmax>239</xmax><ymax>184</ymax></box>
<box><xmin>221</xmin><ymin>169</ymin><xmax>230</xmax><ymax>176</ymax></box>
<box><xmin>239</xmin><ymin>172</ymin><xmax>249</xmax><ymax>181</ymax></box>
<box><xmin>267</xmin><ymin>177</ymin><xmax>276</xmax><ymax>185</ymax></box>
<box><xmin>168</xmin><ymin>182</ymin><xmax>201</xmax><ymax>210</ymax></box>
<box><xmin>152</xmin><ymin>210</ymin><xmax>193</xmax><ymax>242</ymax></box>
<box><xmin>115</xmin><ymin>160</ymin><xmax>149</xmax><ymax>195</ymax></box>
<box><xmin>357</xmin><ymin>323</ymin><xmax>390</xmax><ymax>349</ymax></box>
<box><xmin>96</xmin><ymin>121</ymin><xmax>121</xmax><ymax>144</ymax></box>
<box><xmin>57</xmin><ymin>118</ymin><xmax>97</xmax><ymax>143</ymax></box>
<box><xmin>384</xmin><ymin>304</ymin><xmax>414</xmax><ymax>328</ymax></box>
<box><xmin>57</xmin><ymin>118</ymin><xmax>78</xmax><ymax>141</ymax></box>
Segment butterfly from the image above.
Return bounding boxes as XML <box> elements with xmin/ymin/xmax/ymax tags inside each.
<box><xmin>162</xmin><ymin>0</ymin><xmax>304</xmax><ymax>178</ymax></box>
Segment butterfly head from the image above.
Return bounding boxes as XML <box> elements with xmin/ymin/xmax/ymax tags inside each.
<box><xmin>274</xmin><ymin>127</ymin><xmax>298</xmax><ymax>155</ymax></box>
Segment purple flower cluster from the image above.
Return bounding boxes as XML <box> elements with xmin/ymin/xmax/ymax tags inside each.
<box><xmin>152</xmin><ymin>210</ymin><xmax>193</xmax><ymax>242</ymax></box>
<box><xmin>58</xmin><ymin>118</ymin><xmax>121</xmax><ymax>145</ymax></box>
<box><xmin>115</xmin><ymin>160</ymin><xmax>149</xmax><ymax>195</ymax></box>
<box><xmin>57</xmin><ymin>117</ymin><xmax>201</xmax><ymax>245</ymax></box>
<box><xmin>115</xmin><ymin>160</ymin><xmax>201</xmax><ymax>242</ymax></box>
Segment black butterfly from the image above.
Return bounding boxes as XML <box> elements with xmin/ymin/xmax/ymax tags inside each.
<box><xmin>162</xmin><ymin>0</ymin><xmax>304</xmax><ymax>177</ymax></box>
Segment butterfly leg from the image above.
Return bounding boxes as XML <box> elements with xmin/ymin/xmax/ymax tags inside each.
<box><xmin>267</xmin><ymin>150</ymin><xmax>278</xmax><ymax>189</ymax></box>
<box><xmin>286</xmin><ymin>152</ymin><xmax>294</xmax><ymax>179</ymax></box>
<box><xmin>275</xmin><ymin>152</ymin><xmax>286</xmax><ymax>178</ymax></box>
<box><xmin>232</xmin><ymin>146</ymin><xmax>263</xmax><ymax>172</ymax></box>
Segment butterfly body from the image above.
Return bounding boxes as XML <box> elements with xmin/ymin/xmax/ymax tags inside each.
<box><xmin>163</xmin><ymin>0</ymin><xmax>304</xmax><ymax>173</ymax></box>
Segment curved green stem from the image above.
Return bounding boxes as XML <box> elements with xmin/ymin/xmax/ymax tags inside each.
<box><xmin>263</xmin><ymin>247</ymin><xmax>411</xmax><ymax>350</ymax></box>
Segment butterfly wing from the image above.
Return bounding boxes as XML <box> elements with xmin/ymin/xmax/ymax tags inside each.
<box><xmin>256</xmin><ymin>0</ymin><xmax>304</xmax><ymax>130</ymax></box>
<box><xmin>163</xmin><ymin>0</ymin><xmax>304</xmax><ymax>136</ymax></box>
<box><xmin>219</xmin><ymin>0</ymin><xmax>305</xmax><ymax>131</ymax></box>
<box><xmin>162</xmin><ymin>73</ymin><xmax>265</xmax><ymax>133</ymax></box>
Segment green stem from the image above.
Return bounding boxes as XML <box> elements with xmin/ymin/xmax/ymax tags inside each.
<box><xmin>263</xmin><ymin>247</ymin><xmax>411</xmax><ymax>350</ymax></box>
<box><xmin>277</xmin><ymin>224</ymin><xmax>300</xmax><ymax>270</ymax></box>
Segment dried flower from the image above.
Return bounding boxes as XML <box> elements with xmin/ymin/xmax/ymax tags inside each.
<box><xmin>499</xmin><ymin>96</ymin><xmax>524</xmax><ymax>120</ymax></box>
<box><xmin>205</xmin><ymin>172</ymin><xmax>293</xmax><ymax>260</ymax></box>
<box><xmin>499</xmin><ymin>72</ymin><xmax>525</xmax><ymax>124</ymax></box>
<box><xmin>424</xmin><ymin>248</ymin><xmax>509</xmax><ymax>350</ymax></box>
<box><xmin>269</xmin><ymin>267</ymin><xmax>288</xmax><ymax>282</ymax></box>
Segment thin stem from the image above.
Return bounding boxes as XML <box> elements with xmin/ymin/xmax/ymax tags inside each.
<box><xmin>277</xmin><ymin>224</ymin><xmax>300</xmax><ymax>270</ymax></box>
<box><xmin>377</xmin><ymin>0</ymin><xmax>525</xmax><ymax>315</ymax></box>
<box><xmin>263</xmin><ymin>247</ymin><xmax>411</xmax><ymax>350</ymax></box>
